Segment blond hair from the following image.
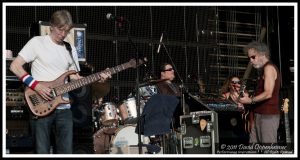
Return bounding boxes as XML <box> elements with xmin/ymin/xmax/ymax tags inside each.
<box><xmin>50</xmin><ymin>10</ymin><xmax>73</xmax><ymax>29</ymax></box>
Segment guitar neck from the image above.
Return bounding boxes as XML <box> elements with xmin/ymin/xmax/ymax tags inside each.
<box><xmin>284</xmin><ymin>112</ymin><xmax>292</xmax><ymax>143</ymax></box>
<box><xmin>55</xmin><ymin>62</ymin><xmax>131</xmax><ymax>95</ymax></box>
<box><xmin>242</xmin><ymin>62</ymin><xmax>253</xmax><ymax>80</ymax></box>
<box><xmin>237</xmin><ymin>62</ymin><xmax>253</xmax><ymax>100</ymax></box>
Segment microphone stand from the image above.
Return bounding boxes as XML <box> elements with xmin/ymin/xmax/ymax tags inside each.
<box><xmin>123</xmin><ymin>19</ymin><xmax>143</xmax><ymax>154</ymax></box>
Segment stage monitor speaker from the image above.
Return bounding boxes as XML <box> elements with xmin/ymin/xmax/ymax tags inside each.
<box><xmin>70</xmin><ymin>85</ymin><xmax>92</xmax><ymax>128</ymax></box>
<box><xmin>217</xmin><ymin>111</ymin><xmax>249</xmax><ymax>144</ymax></box>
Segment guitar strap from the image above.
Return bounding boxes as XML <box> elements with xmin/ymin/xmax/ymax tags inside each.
<box><xmin>63</xmin><ymin>41</ymin><xmax>79</xmax><ymax>72</ymax></box>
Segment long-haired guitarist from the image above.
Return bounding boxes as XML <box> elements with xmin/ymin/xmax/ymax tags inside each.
<box><xmin>9</xmin><ymin>10</ymin><xmax>111</xmax><ymax>154</ymax></box>
<box><xmin>234</xmin><ymin>41</ymin><xmax>281</xmax><ymax>145</ymax></box>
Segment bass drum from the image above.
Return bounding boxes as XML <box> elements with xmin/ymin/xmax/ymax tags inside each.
<box><xmin>93</xmin><ymin>127</ymin><xmax>117</xmax><ymax>154</ymax></box>
<box><xmin>110</xmin><ymin>125</ymin><xmax>150</xmax><ymax>148</ymax></box>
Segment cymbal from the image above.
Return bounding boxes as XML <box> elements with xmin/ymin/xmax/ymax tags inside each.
<box><xmin>91</xmin><ymin>82</ymin><xmax>110</xmax><ymax>98</ymax></box>
<box><xmin>139</xmin><ymin>79</ymin><xmax>168</xmax><ymax>87</ymax></box>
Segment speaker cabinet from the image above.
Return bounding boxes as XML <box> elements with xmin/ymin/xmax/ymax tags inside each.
<box><xmin>217</xmin><ymin>111</ymin><xmax>249</xmax><ymax>144</ymax></box>
<box><xmin>70</xmin><ymin>85</ymin><xmax>92</xmax><ymax>128</ymax></box>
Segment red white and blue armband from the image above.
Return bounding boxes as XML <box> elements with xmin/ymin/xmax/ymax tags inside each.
<box><xmin>20</xmin><ymin>73</ymin><xmax>39</xmax><ymax>90</ymax></box>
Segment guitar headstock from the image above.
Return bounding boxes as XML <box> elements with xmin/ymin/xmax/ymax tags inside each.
<box><xmin>282</xmin><ymin>98</ymin><xmax>289</xmax><ymax>113</ymax></box>
<box><xmin>128</xmin><ymin>57</ymin><xmax>148</xmax><ymax>68</ymax></box>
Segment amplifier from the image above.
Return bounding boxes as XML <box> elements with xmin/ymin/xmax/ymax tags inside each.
<box><xmin>6</xmin><ymin>136</ymin><xmax>34</xmax><ymax>148</ymax></box>
<box><xmin>6</xmin><ymin>90</ymin><xmax>26</xmax><ymax>107</ymax></box>
<box><xmin>6</xmin><ymin>59</ymin><xmax>30</xmax><ymax>81</ymax></box>
<box><xmin>180</xmin><ymin>111</ymin><xmax>219</xmax><ymax>154</ymax></box>
<box><xmin>6</xmin><ymin>58</ymin><xmax>18</xmax><ymax>81</ymax></box>
<box><xmin>6</xmin><ymin>120</ymin><xmax>31</xmax><ymax>138</ymax></box>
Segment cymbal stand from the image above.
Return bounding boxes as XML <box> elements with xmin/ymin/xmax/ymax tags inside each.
<box><xmin>125</xmin><ymin>19</ymin><xmax>144</xmax><ymax>154</ymax></box>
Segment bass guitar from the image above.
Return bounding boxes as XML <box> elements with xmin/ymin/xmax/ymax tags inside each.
<box><xmin>282</xmin><ymin>98</ymin><xmax>291</xmax><ymax>149</ymax></box>
<box><xmin>24</xmin><ymin>58</ymin><xmax>146</xmax><ymax>117</ymax></box>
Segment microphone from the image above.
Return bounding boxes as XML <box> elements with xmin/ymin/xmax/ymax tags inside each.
<box><xmin>106</xmin><ymin>13</ymin><xmax>125</xmax><ymax>22</ymax></box>
<box><xmin>157</xmin><ymin>33</ymin><xmax>164</xmax><ymax>54</ymax></box>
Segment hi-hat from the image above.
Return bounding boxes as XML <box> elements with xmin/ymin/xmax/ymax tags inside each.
<box><xmin>91</xmin><ymin>82</ymin><xmax>110</xmax><ymax>98</ymax></box>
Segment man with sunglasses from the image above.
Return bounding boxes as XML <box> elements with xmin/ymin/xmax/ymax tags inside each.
<box><xmin>153</xmin><ymin>63</ymin><xmax>183</xmax><ymax>153</ymax></box>
<box><xmin>156</xmin><ymin>63</ymin><xmax>181</xmax><ymax>97</ymax></box>
<box><xmin>236</xmin><ymin>41</ymin><xmax>281</xmax><ymax>146</ymax></box>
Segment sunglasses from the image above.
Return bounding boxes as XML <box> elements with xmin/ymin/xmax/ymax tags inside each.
<box><xmin>249</xmin><ymin>55</ymin><xmax>256</xmax><ymax>60</ymax></box>
<box><xmin>231</xmin><ymin>80</ymin><xmax>240</xmax><ymax>84</ymax></box>
<box><xmin>163</xmin><ymin>68</ymin><xmax>174</xmax><ymax>72</ymax></box>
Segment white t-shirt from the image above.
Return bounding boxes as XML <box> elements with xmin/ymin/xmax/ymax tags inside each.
<box><xmin>19</xmin><ymin>35</ymin><xmax>80</xmax><ymax>109</ymax></box>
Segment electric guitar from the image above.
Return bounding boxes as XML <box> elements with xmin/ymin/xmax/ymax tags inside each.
<box><xmin>241</xmin><ymin>107</ymin><xmax>251</xmax><ymax>134</ymax></box>
<box><xmin>239</xmin><ymin>62</ymin><xmax>253</xmax><ymax>134</ymax></box>
<box><xmin>282</xmin><ymin>98</ymin><xmax>291</xmax><ymax>147</ymax></box>
<box><xmin>24</xmin><ymin>58</ymin><xmax>146</xmax><ymax>117</ymax></box>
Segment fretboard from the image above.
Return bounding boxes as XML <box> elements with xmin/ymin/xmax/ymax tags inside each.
<box><xmin>284</xmin><ymin>112</ymin><xmax>291</xmax><ymax>143</ymax></box>
<box><xmin>55</xmin><ymin>62</ymin><xmax>131</xmax><ymax>95</ymax></box>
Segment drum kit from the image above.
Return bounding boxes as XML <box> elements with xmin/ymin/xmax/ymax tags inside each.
<box><xmin>91</xmin><ymin>79</ymin><xmax>161</xmax><ymax>154</ymax></box>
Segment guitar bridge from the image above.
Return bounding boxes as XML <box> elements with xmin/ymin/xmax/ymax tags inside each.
<box><xmin>29</xmin><ymin>94</ymin><xmax>40</xmax><ymax>106</ymax></box>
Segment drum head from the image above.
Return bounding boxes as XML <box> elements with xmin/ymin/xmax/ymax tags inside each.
<box><xmin>111</xmin><ymin>125</ymin><xmax>149</xmax><ymax>148</ymax></box>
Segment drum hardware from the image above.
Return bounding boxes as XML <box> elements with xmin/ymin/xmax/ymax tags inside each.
<box><xmin>139</xmin><ymin>79</ymin><xmax>168</xmax><ymax>87</ymax></box>
<box><xmin>93</xmin><ymin>127</ymin><xmax>118</xmax><ymax>154</ymax></box>
<box><xmin>138</xmin><ymin>85</ymin><xmax>158</xmax><ymax>100</ymax></box>
<box><xmin>93</xmin><ymin>125</ymin><xmax>150</xmax><ymax>154</ymax></box>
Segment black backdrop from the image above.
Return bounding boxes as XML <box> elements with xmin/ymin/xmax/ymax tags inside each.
<box><xmin>5</xmin><ymin>5</ymin><xmax>294</xmax><ymax>102</ymax></box>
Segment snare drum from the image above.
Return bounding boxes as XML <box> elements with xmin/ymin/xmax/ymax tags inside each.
<box><xmin>118</xmin><ymin>98</ymin><xmax>137</xmax><ymax>123</ymax></box>
<box><xmin>100</xmin><ymin>102</ymin><xmax>118</xmax><ymax>126</ymax></box>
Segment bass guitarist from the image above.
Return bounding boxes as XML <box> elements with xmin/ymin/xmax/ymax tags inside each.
<box><xmin>9</xmin><ymin>10</ymin><xmax>112</xmax><ymax>154</ymax></box>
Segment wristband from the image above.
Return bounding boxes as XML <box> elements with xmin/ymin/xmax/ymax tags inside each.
<box><xmin>20</xmin><ymin>73</ymin><xmax>39</xmax><ymax>90</ymax></box>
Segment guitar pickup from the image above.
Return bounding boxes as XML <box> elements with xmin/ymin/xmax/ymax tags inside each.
<box><xmin>29</xmin><ymin>94</ymin><xmax>39</xmax><ymax>106</ymax></box>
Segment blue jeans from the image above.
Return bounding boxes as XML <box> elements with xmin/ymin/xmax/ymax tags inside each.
<box><xmin>33</xmin><ymin>109</ymin><xmax>73</xmax><ymax>154</ymax></box>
